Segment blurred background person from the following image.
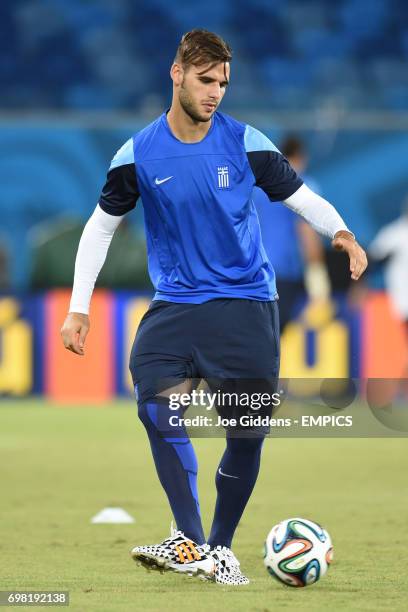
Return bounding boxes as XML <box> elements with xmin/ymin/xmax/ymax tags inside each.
<box><xmin>253</xmin><ymin>135</ymin><xmax>331</xmax><ymax>333</ymax></box>
<box><xmin>369</xmin><ymin>195</ymin><xmax>408</xmax><ymax>339</ymax></box>
<box><xmin>365</xmin><ymin>196</ymin><xmax>408</xmax><ymax>405</ymax></box>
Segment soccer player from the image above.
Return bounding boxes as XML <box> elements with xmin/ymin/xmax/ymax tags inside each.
<box><xmin>254</xmin><ymin>136</ymin><xmax>331</xmax><ymax>332</ymax></box>
<box><xmin>61</xmin><ymin>29</ymin><xmax>367</xmax><ymax>585</ymax></box>
<box><xmin>369</xmin><ymin>197</ymin><xmax>408</xmax><ymax>327</ymax></box>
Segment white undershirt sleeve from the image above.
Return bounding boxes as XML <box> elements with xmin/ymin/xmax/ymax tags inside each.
<box><xmin>69</xmin><ymin>204</ymin><xmax>125</xmax><ymax>314</ymax></box>
<box><xmin>283</xmin><ymin>183</ymin><xmax>352</xmax><ymax>239</ymax></box>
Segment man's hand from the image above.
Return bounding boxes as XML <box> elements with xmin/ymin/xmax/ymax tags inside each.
<box><xmin>61</xmin><ymin>312</ymin><xmax>90</xmax><ymax>356</ymax></box>
<box><xmin>332</xmin><ymin>231</ymin><xmax>368</xmax><ymax>281</ymax></box>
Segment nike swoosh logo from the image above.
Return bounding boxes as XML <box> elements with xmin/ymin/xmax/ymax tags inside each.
<box><xmin>218</xmin><ymin>467</ymin><xmax>239</xmax><ymax>479</ymax></box>
<box><xmin>155</xmin><ymin>176</ymin><xmax>173</xmax><ymax>185</ymax></box>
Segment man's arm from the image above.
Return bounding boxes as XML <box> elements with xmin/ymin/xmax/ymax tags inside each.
<box><xmin>245</xmin><ymin>125</ymin><xmax>367</xmax><ymax>281</ymax></box>
<box><xmin>61</xmin><ymin>138</ymin><xmax>139</xmax><ymax>355</ymax></box>
<box><xmin>284</xmin><ymin>184</ymin><xmax>367</xmax><ymax>281</ymax></box>
<box><xmin>61</xmin><ymin>206</ymin><xmax>124</xmax><ymax>355</ymax></box>
<box><xmin>368</xmin><ymin>223</ymin><xmax>398</xmax><ymax>261</ymax></box>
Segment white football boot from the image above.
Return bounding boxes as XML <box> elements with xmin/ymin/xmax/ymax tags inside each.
<box><xmin>130</xmin><ymin>524</ymin><xmax>215</xmax><ymax>578</ymax></box>
<box><xmin>203</xmin><ymin>545</ymin><xmax>250</xmax><ymax>585</ymax></box>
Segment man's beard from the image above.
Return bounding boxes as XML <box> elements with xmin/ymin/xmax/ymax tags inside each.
<box><xmin>179</xmin><ymin>83</ymin><xmax>215</xmax><ymax>123</ymax></box>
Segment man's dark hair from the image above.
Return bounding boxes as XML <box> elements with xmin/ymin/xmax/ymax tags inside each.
<box><xmin>175</xmin><ymin>29</ymin><xmax>232</xmax><ymax>69</ymax></box>
<box><xmin>281</xmin><ymin>135</ymin><xmax>306</xmax><ymax>159</ymax></box>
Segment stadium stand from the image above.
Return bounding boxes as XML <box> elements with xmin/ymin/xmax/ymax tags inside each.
<box><xmin>2</xmin><ymin>0</ymin><xmax>408</xmax><ymax>112</ymax></box>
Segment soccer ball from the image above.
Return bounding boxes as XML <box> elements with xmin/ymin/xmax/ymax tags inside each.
<box><xmin>264</xmin><ymin>517</ymin><xmax>333</xmax><ymax>587</ymax></box>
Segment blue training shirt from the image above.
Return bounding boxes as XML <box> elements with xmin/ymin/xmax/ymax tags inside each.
<box><xmin>99</xmin><ymin>111</ymin><xmax>303</xmax><ymax>303</ymax></box>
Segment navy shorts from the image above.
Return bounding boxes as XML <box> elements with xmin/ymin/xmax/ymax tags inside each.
<box><xmin>130</xmin><ymin>298</ymin><xmax>280</xmax><ymax>410</ymax></box>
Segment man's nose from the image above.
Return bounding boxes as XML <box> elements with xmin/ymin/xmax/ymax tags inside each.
<box><xmin>209</xmin><ymin>84</ymin><xmax>221</xmax><ymax>100</ymax></box>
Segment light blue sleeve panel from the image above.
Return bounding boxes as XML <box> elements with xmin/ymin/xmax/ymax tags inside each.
<box><xmin>109</xmin><ymin>138</ymin><xmax>134</xmax><ymax>170</ymax></box>
<box><xmin>244</xmin><ymin>125</ymin><xmax>280</xmax><ymax>153</ymax></box>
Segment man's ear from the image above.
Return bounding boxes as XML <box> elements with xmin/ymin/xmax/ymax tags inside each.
<box><xmin>171</xmin><ymin>62</ymin><xmax>184</xmax><ymax>86</ymax></box>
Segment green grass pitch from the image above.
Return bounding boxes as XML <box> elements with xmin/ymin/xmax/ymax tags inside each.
<box><xmin>1</xmin><ymin>400</ymin><xmax>408</xmax><ymax>611</ymax></box>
